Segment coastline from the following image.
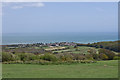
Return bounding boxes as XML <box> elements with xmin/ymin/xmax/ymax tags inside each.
<box><xmin>1</xmin><ymin>39</ymin><xmax>118</xmax><ymax>46</ymax></box>
<box><xmin>2</xmin><ymin>32</ymin><xmax>118</xmax><ymax>45</ymax></box>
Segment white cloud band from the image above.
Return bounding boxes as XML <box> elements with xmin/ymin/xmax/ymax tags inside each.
<box><xmin>11</xmin><ymin>3</ymin><xmax>44</xmax><ymax>9</ymax></box>
<box><xmin>2</xmin><ymin>2</ymin><xmax>45</xmax><ymax>9</ymax></box>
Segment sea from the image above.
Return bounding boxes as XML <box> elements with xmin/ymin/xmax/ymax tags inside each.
<box><xmin>2</xmin><ymin>32</ymin><xmax>118</xmax><ymax>45</ymax></box>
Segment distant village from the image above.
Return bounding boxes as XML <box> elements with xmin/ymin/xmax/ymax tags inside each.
<box><xmin>2</xmin><ymin>42</ymin><xmax>77</xmax><ymax>49</ymax></box>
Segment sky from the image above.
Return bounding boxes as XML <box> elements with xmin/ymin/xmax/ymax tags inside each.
<box><xmin>2</xmin><ymin>2</ymin><xmax>118</xmax><ymax>33</ymax></box>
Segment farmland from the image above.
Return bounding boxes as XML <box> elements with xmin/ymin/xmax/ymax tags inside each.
<box><xmin>2</xmin><ymin>60</ymin><xmax>118</xmax><ymax>78</ymax></box>
<box><xmin>52</xmin><ymin>46</ymin><xmax>98</xmax><ymax>54</ymax></box>
<box><xmin>2</xmin><ymin>41</ymin><xmax>120</xmax><ymax>78</ymax></box>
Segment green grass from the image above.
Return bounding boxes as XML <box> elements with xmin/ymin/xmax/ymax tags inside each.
<box><xmin>2</xmin><ymin>60</ymin><xmax>118</xmax><ymax>78</ymax></box>
<box><xmin>0</xmin><ymin>63</ymin><xmax>2</xmax><ymax>79</ymax></box>
<box><xmin>53</xmin><ymin>46</ymin><xmax>98</xmax><ymax>54</ymax></box>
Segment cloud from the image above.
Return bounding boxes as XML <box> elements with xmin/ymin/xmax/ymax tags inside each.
<box><xmin>2</xmin><ymin>0</ymin><xmax>43</xmax><ymax>2</ymax></box>
<box><xmin>95</xmin><ymin>8</ymin><xmax>104</xmax><ymax>12</ymax></box>
<box><xmin>11</xmin><ymin>6</ymin><xmax>23</xmax><ymax>9</ymax></box>
<box><xmin>3</xmin><ymin>2</ymin><xmax>45</xmax><ymax>9</ymax></box>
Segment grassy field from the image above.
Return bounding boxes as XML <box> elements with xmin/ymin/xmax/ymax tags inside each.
<box><xmin>2</xmin><ymin>60</ymin><xmax>118</xmax><ymax>78</ymax></box>
<box><xmin>45</xmin><ymin>47</ymin><xmax>66</xmax><ymax>51</ymax></box>
<box><xmin>0</xmin><ymin>63</ymin><xmax>2</xmax><ymax>79</ymax></box>
<box><xmin>53</xmin><ymin>46</ymin><xmax>98</xmax><ymax>54</ymax></box>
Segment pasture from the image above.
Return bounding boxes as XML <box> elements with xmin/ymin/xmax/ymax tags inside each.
<box><xmin>53</xmin><ymin>46</ymin><xmax>98</xmax><ymax>54</ymax></box>
<box><xmin>2</xmin><ymin>60</ymin><xmax>118</xmax><ymax>78</ymax></box>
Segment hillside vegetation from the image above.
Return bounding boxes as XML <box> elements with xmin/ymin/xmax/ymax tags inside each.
<box><xmin>87</xmin><ymin>41</ymin><xmax>120</xmax><ymax>52</ymax></box>
<box><xmin>2</xmin><ymin>41</ymin><xmax>120</xmax><ymax>64</ymax></box>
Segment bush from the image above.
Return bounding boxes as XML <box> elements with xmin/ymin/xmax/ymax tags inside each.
<box><xmin>73</xmin><ymin>54</ymin><xmax>86</xmax><ymax>60</ymax></box>
<box><xmin>88</xmin><ymin>41</ymin><xmax>119</xmax><ymax>52</ymax></box>
<box><xmin>40</xmin><ymin>53</ymin><xmax>57</xmax><ymax>62</ymax></box>
<box><xmin>63</xmin><ymin>53</ymin><xmax>73</xmax><ymax>61</ymax></box>
<box><xmin>99</xmin><ymin>53</ymin><xmax>108</xmax><ymax>60</ymax></box>
<box><xmin>85</xmin><ymin>54</ymin><xmax>94</xmax><ymax>60</ymax></box>
<box><xmin>25</xmin><ymin>53</ymin><xmax>37</xmax><ymax>60</ymax></box>
<box><xmin>87</xmin><ymin>49</ymin><xmax>96</xmax><ymax>54</ymax></box>
<box><xmin>113</xmin><ymin>56</ymin><xmax>120</xmax><ymax>60</ymax></box>
<box><xmin>2</xmin><ymin>52</ymin><xmax>20</xmax><ymax>62</ymax></box>
<box><xmin>17</xmin><ymin>53</ymin><xmax>36</xmax><ymax>61</ymax></box>
<box><xmin>2</xmin><ymin>52</ymin><xmax>12</xmax><ymax>61</ymax></box>
<box><xmin>56</xmin><ymin>54</ymin><xmax>66</xmax><ymax>61</ymax></box>
<box><xmin>56</xmin><ymin>53</ymin><xmax>73</xmax><ymax>61</ymax></box>
<box><xmin>98</xmin><ymin>49</ymin><xmax>115</xmax><ymax>60</ymax></box>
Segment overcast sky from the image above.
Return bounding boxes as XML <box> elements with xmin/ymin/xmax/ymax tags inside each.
<box><xmin>2</xmin><ymin>2</ymin><xmax>118</xmax><ymax>33</ymax></box>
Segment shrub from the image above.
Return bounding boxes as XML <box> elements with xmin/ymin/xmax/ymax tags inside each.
<box><xmin>17</xmin><ymin>53</ymin><xmax>36</xmax><ymax>61</ymax></box>
<box><xmin>113</xmin><ymin>56</ymin><xmax>120</xmax><ymax>60</ymax></box>
<box><xmin>73</xmin><ymin>54</ymin><xmax>86</xmax><ymax>60</ymax></box>
<box><xmin>40</xmin><ymin>53</ymin><xmax>57</xmax><ymax>62</ymax></box>
<box><xmin>2</xmin><ymin>52</ymin><xmax>20</xmax><ymax>62</ymax></box>
<box><xmin>2</xmin><ymin>52</ymin><xmax>12</xmax><ymax>62</ymax></box>
<box><xmin>87</xmin><ymin>49</ymin><xmax>96</xmax><ymax>54</ymax></box>
<box><xmin>89</xmin><ymin>41</ymin><xmax>119</xmax><ymax>52</ymax></box>
<box><xmin>87</xmin><ymin>49</ymin><xmax>99</xmax><ymax>60</ymax></box>
<box><xmin>26</xmin><ymin>53</ymin><xmax>37</xmax><ymax>60</ymax></box>
<box><xmin>98</xmin><ymin>49</ymin><xmax>115</xmax><ymax>60</ymax></box>
<box><xmin>58</xmin><ymin>54</ymin><xmax>66</xmax><ymax>61</ymax></box>
<box><xmin>56</xmin><ymin>53</ymin><xmax>73</xmax><ymax>61</ymax></box>
<box><xmin>85</xmin><ymin>54</ymin><xmax>94</xmax><ymax>60</ymax></box>
<box><xmin>63</xmin><ymin>53</ymin><xmax>73</xmax><ymax>61</ymax></box>
<box><xmin>99</xmin><ymin>53</ymin><xmax>108</xmax><ymax>60</ymax></box>
<box><xmin>91</xmin><ymin>53</ymin><xmax>99</xmax><ymax>60</ymax></box>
